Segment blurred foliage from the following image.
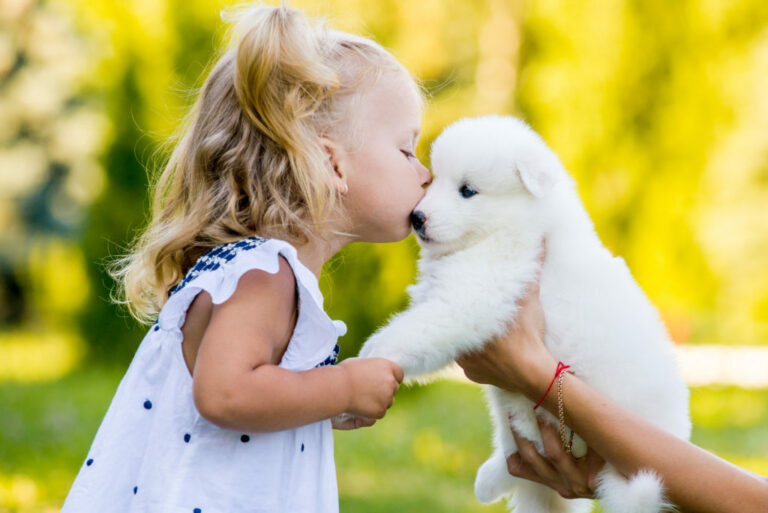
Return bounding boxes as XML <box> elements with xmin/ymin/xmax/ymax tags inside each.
<box><xmin>0</xmin><ymin>0</ymin><xmax>767</xmax><ymax>365</ymax></box>
<box><xmin>1</xmin><ymin>0</ymin><xmax>767</xmax><ymax>368</ymax></box>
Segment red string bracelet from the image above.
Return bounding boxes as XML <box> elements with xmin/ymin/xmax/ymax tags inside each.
<box><xmin>532</xmin><ymin>361</ymin><xmax>571</xmax><ymax>410</ymax></box>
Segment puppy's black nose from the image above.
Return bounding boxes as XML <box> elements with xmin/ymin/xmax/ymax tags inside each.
<box><xmin>410</xmin><ymin>210</ymin><xmax>426</xmax><ymax>232</ymax></box>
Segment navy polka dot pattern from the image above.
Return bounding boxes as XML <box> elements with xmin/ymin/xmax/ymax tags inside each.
<box><xmin>315</xmin><ymin>344</ymin><xmax>340</xmax><ymax>368</ymax></box>
<box><xmin>61</xmin><ymin>238</ymin><xmax>343</xmax><ymax>513</ymax></box>
<box><xmin>167</xmin><ymin>236</ymin><xmax>267</xmax><ymax>298</ymax></box>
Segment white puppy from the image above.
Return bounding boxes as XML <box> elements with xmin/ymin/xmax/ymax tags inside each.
<box><xmin>359</xmin><ymin>115</ymin><xmax>691</xmax><ymax>513</ymax></box>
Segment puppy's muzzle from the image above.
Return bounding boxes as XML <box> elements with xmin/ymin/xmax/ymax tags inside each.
<box><xmin>410</xmin><ymin>210</ymin><xmax>427</xmax><ymax>237</ymax></box>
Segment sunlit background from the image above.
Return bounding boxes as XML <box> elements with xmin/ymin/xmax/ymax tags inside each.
<box><xmin>1</xmin><ymin>0</ymin><xmax>767</xmax><ymax>511</ymax></box>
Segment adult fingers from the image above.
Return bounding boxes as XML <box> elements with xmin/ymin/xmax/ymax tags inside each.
<box><xmin>506</xmin><ymin>453</ymin><xmax>545</xmax><ymax>485</ymax></box>
<box><xmin>536</xmin><ymin>416</ymin><xmax>592</xmax><ymax>498</ymax></box>
<box><xmin>510</xmin><ymin>427</ymin><xmax>561</xmax><ymax>484</ymax></box>
<box><xmin>506</xmin><ymin>452</ymin><xmax>572</xmax><ymax>499</ymax></box>
<box><xmin>581</xmin><ymin>446</ymin><xmax>606</xmax><ymax>494</ymax></box>
<box><xmin>528</xmin><ymin>238</ymin><xmax>548</xmax><ymax>292</ymax></box>
<box><xmin>537</xmin><ymin>238</ymin><xmax>547</xmax><ymax>266</ymax></box>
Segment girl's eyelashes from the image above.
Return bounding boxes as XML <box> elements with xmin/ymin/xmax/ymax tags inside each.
<box><xmin>400</xmin><ymin>149</ymin><xmax>416</xmax><ymax>159</ymax></box>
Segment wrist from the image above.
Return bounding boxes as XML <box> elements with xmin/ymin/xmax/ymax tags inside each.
<box><xmin>334</xmin><ymin>362</ymin><xmax>354</xmax><ymax>413</ymax></box>
<box><xmin>521</xmin><ymin>351</ymin><xmax>558</xmax><ymax>402</ymax></box>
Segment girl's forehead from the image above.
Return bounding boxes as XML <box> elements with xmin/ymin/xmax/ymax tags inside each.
<box><xmin>364</xmin><ymin>74</ymin><xmax>422</xmax><ymax>129</ymax></box>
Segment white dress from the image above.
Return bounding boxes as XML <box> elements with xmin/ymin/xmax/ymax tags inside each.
<box><xmin>61</xmin><ymin>237</ymin><xmax>347</xmax><ymax>513</ymax></box>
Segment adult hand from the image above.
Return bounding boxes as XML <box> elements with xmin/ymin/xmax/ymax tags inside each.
<box><xmin>508</xmin><ymin>416</ymin><xmax>604</xmax><ymax>499</ymax></box>
<box><xmin>455</xmin><ymin>265</ymin><xmax>556</xmax><ymax>398</ymax></box>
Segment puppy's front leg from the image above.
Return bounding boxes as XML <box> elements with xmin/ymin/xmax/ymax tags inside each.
<box><xmin>359</xmin><ymin>278</ymin><xmax>517</xmax><ymax>379</ymax></box>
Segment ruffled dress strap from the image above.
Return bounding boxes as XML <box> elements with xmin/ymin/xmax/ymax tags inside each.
<box><xmin>157</xmin><ymin>236</ymin><xmax>346</xmax><ymax>371</ymax></box>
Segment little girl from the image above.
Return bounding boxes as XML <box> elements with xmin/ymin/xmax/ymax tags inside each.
<box><xmin>61</xmin><ymin>3</ymin><xmax>432</xmax><ymax>512</ymax></box>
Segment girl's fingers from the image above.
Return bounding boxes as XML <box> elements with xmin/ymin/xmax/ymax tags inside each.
<box><xmin>354</xmin><ymin>416</ymin><xmax>376</xmax><ymax>429</ymax></box>
<box><xmin>331</xmin><ymin>414</ymin><xmax>376</xmax><ymax>430</ymax></box>
<box><xmin>536</xmin><ymin>416</ymin><xmax>593</xmax><ymax>498</ymax></box>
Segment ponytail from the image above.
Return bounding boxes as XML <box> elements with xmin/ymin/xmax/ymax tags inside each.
<box><xmin>109</xmin><ymin>2</ymin><xmax>422</xmax><ymax>323</ymax></box>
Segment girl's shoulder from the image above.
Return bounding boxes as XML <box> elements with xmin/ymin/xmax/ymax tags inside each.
<box><xmin>167</xmin><ymin>236</ymin><xmax>314</xmax><ymax>301</ymax></box>
<box><xmin>166</xmin><ymin>236</ymin><xmax>268</xmax><ymax>298</ymax></box>
<box><xmin>156</xmin><ymin>235</ymin><xmax>344</xmax><ymax>371</ymax></box>
<box><xmin>156</xmin><ymin>236</ymin><xmax>327</xmax><ymax>329</ymax></box>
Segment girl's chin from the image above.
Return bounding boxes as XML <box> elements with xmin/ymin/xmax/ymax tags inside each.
<box><xmin>382</xmin><ymin>224</ymin><xmax>413</xmax><ymax>244</ymax></box>
<box><xmin>360</xmin><ymin>217</ymin><xmax>414</xmax><ymax>243</ymax></box>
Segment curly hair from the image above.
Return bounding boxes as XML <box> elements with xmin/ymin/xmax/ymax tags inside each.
<box><xmin>108</xmin><ymin>2</ymin><xmax>422</xmax><ymax>324</ymax></box>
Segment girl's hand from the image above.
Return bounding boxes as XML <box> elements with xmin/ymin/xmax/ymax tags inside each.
<box><xmin>337</xmin><ymin>357</ymin><xmax>403</xmax><ymax>419</ymax></box>
<box><xmin>331</xmin><ymin>413</ymin><xmax>377</xmax><ymax>430</ymax></box>
<box><xmin>507</xmin><ymin>416</ymin><xmax>604</xmax><ymax>499</ymax></box>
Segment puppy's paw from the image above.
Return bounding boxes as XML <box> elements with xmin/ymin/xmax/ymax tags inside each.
<box><xmin>475</xmin><ymin>452</ymin><xmax>514</xmax><ymax>504</ymax></box>
<box><xmin>358</xmin><ymin>333</ymin><xmax>389</xmax><ymax>359</ymax></box>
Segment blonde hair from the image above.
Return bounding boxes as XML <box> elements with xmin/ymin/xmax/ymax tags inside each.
<box><xmin>109</xmin><ymin>2</ymin><xmax>422</xmax><ymax>324</ymax></box>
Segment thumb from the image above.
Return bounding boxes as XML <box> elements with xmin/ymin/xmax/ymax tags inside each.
<box><xmin>537</xmin><ymin>238</ymin><xmax>547</xmax><ymax>266</ymax></box>
<box><xmin>391</xmin><ymin>362</ymin><xmax>404</xmax><ymax>383</ymax></box>
<box><xmin>528</xmin><ymin>239</ymin><xmax>547</xmax><ymax>295</ymax></box>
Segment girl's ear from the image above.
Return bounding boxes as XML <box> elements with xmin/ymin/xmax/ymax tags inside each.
<box><xmin>319</xmin><ymin>137</ymin><xmax>348</xmax><ymax>194</ymax></box>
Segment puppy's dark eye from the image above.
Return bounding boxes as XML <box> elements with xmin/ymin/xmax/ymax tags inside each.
<box><xmin>459</xmin><ymin>184</ymin><xmax>478</xmax><ymax>198</ymax></box>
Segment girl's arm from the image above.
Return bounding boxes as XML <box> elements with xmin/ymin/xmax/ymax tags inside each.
<box><xmin>192</xmin><ymin>256</ymin><xmax>403</xmax><ymax>433</ymax></box>
<box><xmin>456</xmin><ymin>280</ymin><xmax>768</xmax><ymax>513</ymax></box>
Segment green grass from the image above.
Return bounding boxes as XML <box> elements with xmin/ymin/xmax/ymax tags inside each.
<box><xmin>1</xmin><ymin>367</ymin><xmax>767</xmax><ymax>512</ymax></box>
<box><xmin>335</xmin><ymin>382</ymin><xmax>508</xmax><ymax>513</ymax></box>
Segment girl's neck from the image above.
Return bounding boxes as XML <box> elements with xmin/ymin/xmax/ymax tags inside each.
<box><xmin>292</xmin><ymin>232</ymin><xmax>350</xmax><ymax>279</ymax></box>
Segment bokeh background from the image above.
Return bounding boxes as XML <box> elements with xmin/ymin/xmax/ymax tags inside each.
<box><xmin>1</xmin><ymin>0</ymin><xmax>767</xmax><ymax>511</ymax></box>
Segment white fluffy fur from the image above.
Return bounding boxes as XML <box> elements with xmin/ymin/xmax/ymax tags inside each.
<box><xmin>358</xmin><ymin>116</ymin><xmax>691</xmax><ymax>513</ymax></box>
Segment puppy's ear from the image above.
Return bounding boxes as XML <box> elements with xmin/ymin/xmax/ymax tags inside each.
<box><xmin>515</xmin><ymin>163</ymin><xmax>556</xmax><ymax>198</ymax></box>
<box><xmin>515</xmin><ymin>153</ymin><xmax>561</xmax><ymax>198</ymax></box>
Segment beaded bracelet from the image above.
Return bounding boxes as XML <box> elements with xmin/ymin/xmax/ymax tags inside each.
<box><xmin>557</xmin><ymin>369</ymin><xmax>575</xmax><ymax>454</ymax></box>
<box><xmin>532</xmin><ymin>361</ymin><xmax>575</xmax><ymax>453</ymax></box>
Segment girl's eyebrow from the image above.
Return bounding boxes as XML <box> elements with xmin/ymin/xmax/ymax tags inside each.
<box><xmin>400</xmin><ymin>129</ymin><xmax>420</xmax><ymax>147</ymax></box>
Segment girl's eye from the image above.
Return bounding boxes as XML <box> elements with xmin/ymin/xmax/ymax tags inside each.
<box><xmin>459</xmin><ymin>184</ymin><xmax>478</xmax><ymax>198</ymax></box>
<box><xmin>401</xmin><ymin>150</ymin><xmax>416</xmax><ymax>159</ymax></box>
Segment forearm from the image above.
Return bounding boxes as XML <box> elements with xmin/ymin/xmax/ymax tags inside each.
<box><xmin>196</xmin><ymin>364</ymin><xmax>350</xmax><ymax>433</ymax></box>
<box><xmin>529</xmin><ymin>365</ymin><xmax>768</xmax><ymax>513</ymax></box>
